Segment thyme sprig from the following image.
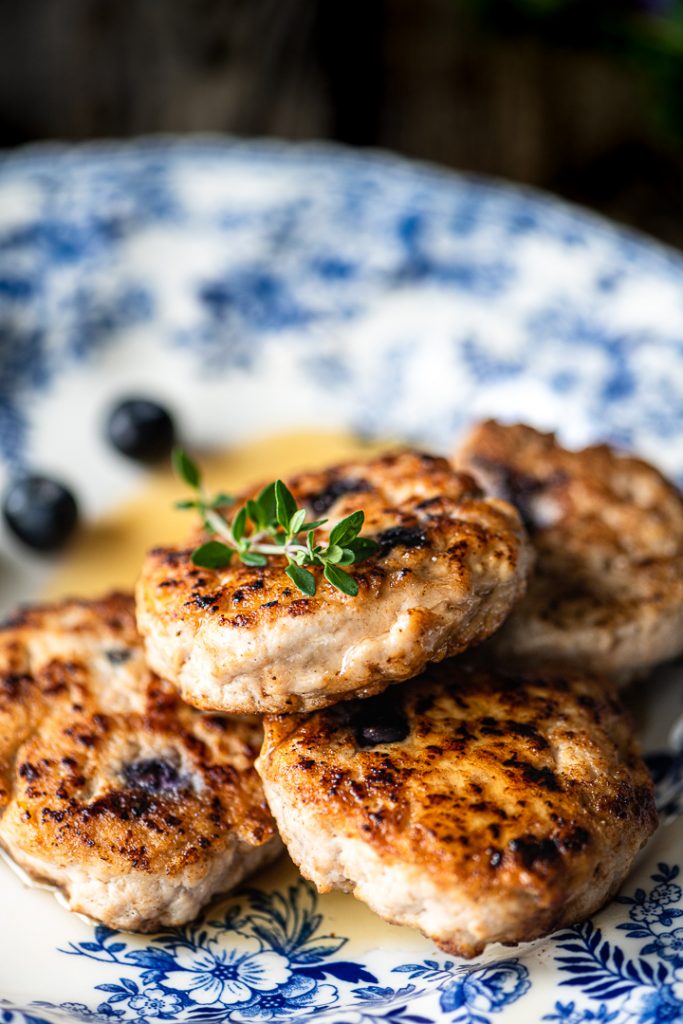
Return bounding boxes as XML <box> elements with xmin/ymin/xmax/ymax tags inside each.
<box><xmin>172</xmin><ymin>448</ymin><xmax>379</xmax><ymax>597</ymax></box>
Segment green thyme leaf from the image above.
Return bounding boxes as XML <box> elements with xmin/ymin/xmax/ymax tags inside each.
<box><xmin>301</xmin><ymin>518</ymin><xmax>328</xmax><ymax>532</ymax></box>
<box><xmin>232</xmin><ymin>507</ymin><xmax>247</xmax><ymax>543</ymax></box>
<box><xmin>345</xmin><ymin>536</ymin><xmax>380</xmax><ymax>563</ymax></box>
<box><xmin>290</xmin><ymin>508</ymin><xmax>307</xmax><ymax>536</ymax></box>
<box><xmin>176</xmin><ymin>455</ymin><xmax>372</xmax><ymax>599</ymax></box>
<box><xmin>240</xmin><ymin>551</ymin><xmax>268</xmax><ymax>567</ymax></box>
<box><xmin>324</xmin><ymin>564</ymin><xmax>358</xmax><ymax>596</ymax></box>
<box><xmin>329</xmin><ymin>510</ymin><xmax>364</xmax><ymax>547</ymax></box>
<box><xmin>275</xmin><ymin>480</ymin><xmax>297</xmax><ymax>529</ymax></box>
<box><xmin>210</xmin><ymin>492</ymin><xmax>235</xmax><ymax>509</ymax></box>
<box><xmin>286</xmin><ymin>564</ymin><xmax>317</xmax><ymax>596</ymax></box>
<box><xmin>257</xmin><ymin>482</ymin><xmax>277</xmax><ymax>525</ymax></box>
<box><xmin>245</xmin><ymin>499</ymin><xmax>263</xmax><ymax>528</ymax></box>
<box><xmin>173</xmin><ymin>447</ymin><xmax>201</xmax><ymax>490</ymax></box>
<box><xmin>324</xmin><ymin>544</ymin><xmax>344</xmax><ymax>564</ymax></box>
<box><xmin>192</xmin><ymin>540</ymin><xmax>233</xmax><ymax>569</ymax></box>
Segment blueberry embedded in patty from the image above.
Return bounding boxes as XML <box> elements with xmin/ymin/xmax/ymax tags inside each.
<box><xmin>105</xmin><ymin>648</ymin><xmax>132</xmax><ymax>665</ymax></box>
<box><xmin>2</xmin><ymin>475</ymin><xmax>79</xmax><ymax>552</ymax></box>
<box><xmin>122</xmin><ymin>757</ymin><xmax>182</xmax><ymax>793</ymax></box>
<box><xmin>106</xmin><ymin>397</ymin><xmax>176</xmax><ymax>462</ymax></box>
<box><xmin>356</xmin><ymin>719</ymin><xmax>410</xmax><ymax>747</ymax></box>
<box><xmin>335</xmin><ymin>690</ymin><xmax>411</xmax><ymax>748</ymax></box>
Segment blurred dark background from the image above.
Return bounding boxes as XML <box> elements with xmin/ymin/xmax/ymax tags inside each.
<box><xmin>2</xmin><ymin>0</ymin><xmax>683</xmax><ymax>247</ymax></box>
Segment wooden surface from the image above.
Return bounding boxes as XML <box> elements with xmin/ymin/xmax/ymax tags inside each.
<box><xmin>1</xmin><ymin>0</ymin><xmax>682</xmax><ymax>247</ymax></box>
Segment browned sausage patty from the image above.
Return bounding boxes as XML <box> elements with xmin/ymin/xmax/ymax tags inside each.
<box><xmin>257</xmin><ymin>661</ymin><xmax>657</xmax><ymax>957</ymax></box>
<box><xmin>0</xmin><ymin>593</ymin><xmax>281</xmax><ymax>932</ymax></box>
<box><xmin>137</xmin><ymin>450</ymin><xmax>532</xmax><ymax>714</ymax></box>
<box><xmin>455</xmin><ymin>420</ymin><xmax>683</xmax><ymax>680</ymax></box>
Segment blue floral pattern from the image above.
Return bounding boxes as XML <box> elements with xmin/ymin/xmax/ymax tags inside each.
<box><xmin>391</xmin><ymin>959</ymin><xmax>530</xmax><ymax>1023</ymax></box>
<box><xmin>0</xmin><ymin>867</ymin><xmax>680</xmax><ymax>1023</ymax></box>
<box><xmin>11</xmin><ymin>880</ymin><xmax>532</xmax><ymax>1024</ymax></box>
<box><xmin>1</xmin><ymin>1004</ymin><xmax>51</xmax><ymax>1024</ymax></box>
<box><xmin>34</xmin><ymin>883</ymin><xmax>378</xmax><ymax>1022</ymax></box>
<box><xmin>1</xmin><ymin>140</ymin><xmax>683</xmax><ymax>484</ymax></box>
<box><xmin>543</xmin><ymin>865</ymin><xmax>683</xmax><ymax>1023</ymax></box>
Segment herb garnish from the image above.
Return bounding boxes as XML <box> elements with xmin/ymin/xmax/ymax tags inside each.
<box><xmin>172</xmin><ymin>448</ymin><xmax>379</xmax><ymax>597</ymax></box>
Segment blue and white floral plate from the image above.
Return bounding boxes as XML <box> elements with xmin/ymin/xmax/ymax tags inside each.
<box><xmin>1</xmin><ymin>139</ymin><xmax>683</xmax><ymax>1024</ymax></box>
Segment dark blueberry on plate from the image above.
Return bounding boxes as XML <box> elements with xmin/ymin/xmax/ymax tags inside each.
<box><xmin>3</xmin><ymin>475</ymin><xmax>79</xmax><ymax>552</ymax></box>
<box><xmin>106</xmin><ymin>397</ymin><xmax>176</xmax><ymax>462</ymax></box>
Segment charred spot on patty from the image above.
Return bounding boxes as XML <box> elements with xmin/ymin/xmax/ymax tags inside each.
<box><xmin>306</xmin><ymin>478</ymin><xmax>372</xmax><ymax>516</ymax></box>
<box><xmin>502</xmin><ymin>756</ymin><xmax>561</xmax><ymax>792</ymax></box>
<box><xmin>0</xmin><ymin>672</ymin><xmax>32</xmax><ymax>697</ymax></box>
<box><xmin>84</xmin><ymin>789</ymin><xmax>162</xmax><ymax>821</ymax></box>
<box><xmin>187</xmin><ymin>593</ymin><xmax>222</xmax><ymax>610</ymax></box>
<box><xmin>508</xmin><ymin>834</ymin><xmax>561</xmax><ymax>869</ymax></box>
<box><xmin>375</xmin><ymin>525</ymin><xmax>428</xmax><ymax>555</ymax></box>
<box><xmin>469</xmin><ymin>456</ymin><xmax>566</xmax><ymax>532</ymax></box>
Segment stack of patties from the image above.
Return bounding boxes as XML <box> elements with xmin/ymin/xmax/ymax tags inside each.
<box><xmin>1</xmin><ymin>436</ymin><xmax>676</xmax><ymax>953</ymax></box>
<box><xmin>134</xmin><ymin>444</ymin><xmax>667</xmax><ymax>955</ymax></box>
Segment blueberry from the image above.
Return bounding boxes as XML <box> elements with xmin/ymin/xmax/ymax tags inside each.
<box><xmin>123</xmin><ymin>757</ymin><xmax>181</xmax><ymax>793</ymax></box>
<box><xmin>356</xmin><ymin>720</ymin><xmax>410</xmax><ymax>747</ymax></box>
<box><xmin>106</xmin><ymin>398</ymin><xmax>175</xmax><ymax>462</ymax></box>
<box><xmin>336</xmin><ymin>690</ymin><xmax>411</xmax><ymax>748</ymax></box>
<box><xmin>3</xmin><ymin>475</ymin><xmax>79</xmax><ymax>552</ymax></box>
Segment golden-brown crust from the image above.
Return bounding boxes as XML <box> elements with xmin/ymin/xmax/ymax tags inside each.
<box><xmin>137</xmin><ymin>450</ymin><xmax>532</xmax><ymax>713</ymax></box>
<box><xmin>455</xmin><ymin>421</ymin><xmax>683</xmax><ymax>679</ymax></box>
<box><xmin>0</xmin><ymin>593</ymin><xmax>278</xmax><ymax>924</ymax></box>
<box><xmin>258</xmin><ymin>661</ymin><xmax>657</xmax><ymax>956</ymax></box>
<box><xmin>141</xmin><ymin>452</ymin><xmax>514</xmax><ymax>631</ymax></box>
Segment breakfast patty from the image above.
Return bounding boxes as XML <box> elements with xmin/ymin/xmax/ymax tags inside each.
<box><xmin>257</xmin><ymin>660</ymin><xmax>657</xmax><ymax>957</ymax></box>
<box><xmin>455</xmin><ymin>420</ymin><xmax>683</xmax><ymax>680</ymax></box>
<box><xmin>136</xmin><ymin>450</ymin><xmax>531</xmax><ymax>714</ymax></box>
<box><xmin>0</xmin><ymin>593</ymin><xmax>281</xmax><ymax>932</ymax></box>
